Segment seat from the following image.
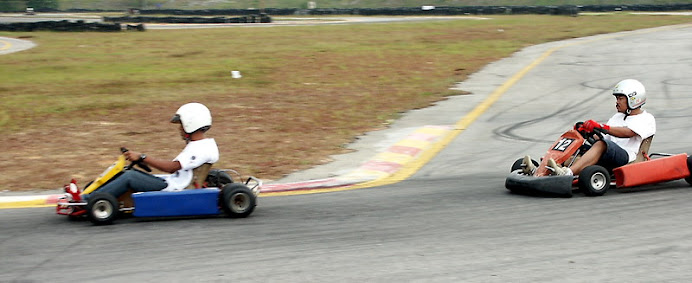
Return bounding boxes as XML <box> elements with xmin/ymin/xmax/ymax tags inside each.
<box><xmin>186</xmin><ymin>163</ymin><xmax>213</xmax><ymax>189</ymax></box>
<box><xmin>633</xmin><ymin>135</ymin><xmax>654</xmax><ymax>163</ymax></box>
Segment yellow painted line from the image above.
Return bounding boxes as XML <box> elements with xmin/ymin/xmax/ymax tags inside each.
<box><xmin>371</xmin><ymin>151</ymin><xmax>414</xmax><ymax>164</ymax></box>
<box><xmin>0</xmin><ymin>200</ymin><xmax>52</xmax><ymax>209</ymax></box>
<box><xmin>0</xmin><ymin>39</ymin><xmax>12</xmax><ymax>51</ymax></box>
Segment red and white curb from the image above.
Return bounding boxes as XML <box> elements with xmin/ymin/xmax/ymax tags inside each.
<box><xmin>0</xmin><ymin>125</ymin><xmax>452</xmax><ymax>208</ymax></box>
<box><xmin>261</xmin><ymin>125</ymin><xmax>452</xmax><ymax>193</ymax></box>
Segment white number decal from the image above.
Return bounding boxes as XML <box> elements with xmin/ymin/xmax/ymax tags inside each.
<box><xmin>553</xmin><ymin>138</ymin><xmax>574</xmax><ymax>152</ymax></box>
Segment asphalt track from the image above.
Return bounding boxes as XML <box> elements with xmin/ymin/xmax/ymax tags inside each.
<box><xmin>1</xmin><ymin>22</ymin><xmax>692</xmax><ymax>282</ymax></box>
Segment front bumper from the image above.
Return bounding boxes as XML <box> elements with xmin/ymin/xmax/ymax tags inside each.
<box><xmin>505</xmin><ymin>171</ymin><xmax>575</xmax><ymax>198</ymax></box>
<box><xmin>56</xmin><ymin>194</ymin><xmax>87</xmax><ymax>216</ymax></box>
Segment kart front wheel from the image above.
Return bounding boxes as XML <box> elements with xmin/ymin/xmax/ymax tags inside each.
<box><xmin>86</xmin><ymin>192</ymin><xmax>119</xmax><ymax>225</ymax></box>
<box><xmin>511</xmin><ymin>158</ymin><xmax>539</xmax><ymax>173</ymax></box>
<box><xmin>222</xmin><ymin>184</ymin><xmax>256</xmax><ymax>218</ymax></box>
<box><xmin>579</xmin><ymin>165</ymin><xmax>610</xmax><ymax>196</ymax></box>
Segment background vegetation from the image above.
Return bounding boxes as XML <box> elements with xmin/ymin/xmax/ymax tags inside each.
<box><xmin>0</xmin><ymin>0</ymin><xmax>691</xmax><ymax>11</ymax></box>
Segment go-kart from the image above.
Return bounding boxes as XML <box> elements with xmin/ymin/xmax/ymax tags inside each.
<box><xmin>505</xmin><ymin>126</ymin><xmax>692</xmax><ymax>197</ymax></box>
<box><xmin>56</xmin><ymin>148</ymin><xmax>262</xmax><ymax>225</ymax></box>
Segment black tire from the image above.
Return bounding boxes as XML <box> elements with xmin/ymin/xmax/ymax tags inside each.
<box><xmin>86</xmin><ymin>192</ymin><xmax>119</xmax><ymax>225</ymax></box>
<box><xmin>221</xmin><ymin>184</ymin><xmax>256</xmax><ymax>218</ymax></box>
<box><xmin>579</xmin><ymin>165</ymin><xmax>610</xmax><ymax>196</ymax></box>
<box><xmin>686</xmin><ymin>155</ymin><xmax>692</xmax><ymax>186</ymax></box>
<box><xmin>511</xmin><ymin>158</ymin><xmax>539</xmax><ymax>173</ymax></box>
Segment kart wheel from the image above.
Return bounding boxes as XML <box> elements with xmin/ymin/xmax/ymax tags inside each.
<box><xmin>86</xmin><ymin>192</ymin><xmax>119</xmax><ymax>225</ymax></box>
<box><xmin>511</xmin><ymin>158</ymin><xmax>539</xmax><ymax>173</ymax></box>
<box><xmin>686</xmin><ymin>155</ymin><xmax>692</xmax><ymax>186</ymax></box>
<box><xmin>222</xmin><ymin>184</ymin><xmax>256</xmax><ymax>218</ymax></box>
<box><xmin>579</xmin><ymin>165</ymin><xmax>610</xmax><ymax>196</ymax></box>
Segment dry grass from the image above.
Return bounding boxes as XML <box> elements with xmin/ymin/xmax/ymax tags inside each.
<box><xmin>0</xmin><ymin>14</ymin><xmax>690</xmax><ymax>191</ymax></box>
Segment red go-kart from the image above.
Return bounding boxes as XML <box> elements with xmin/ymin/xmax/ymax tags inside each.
<box><xmin>505</xmin><ymin>127</ymin><xmax>692</xmax><ymax>197</ymax></box>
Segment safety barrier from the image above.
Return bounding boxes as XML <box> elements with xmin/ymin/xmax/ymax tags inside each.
<box><xmin>103</xmin><ymin>14</ymin><xmax>272</xmax><ymax>24</ymax></box>
<box><xmin>65</xmin><ymin>4</ymin><xmax>692</xmax><ymax>16</ymax></box>
<box><xmin>0</xmin><ymin>20</ymin><xmax>123</xmax><ymax>32</ymax></box>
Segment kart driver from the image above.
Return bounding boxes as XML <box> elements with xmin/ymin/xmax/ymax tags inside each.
<box><xmin>522</xmin><ymin>79</ymin><xmax>656</xmax><ymax>176</ymax></box>
<box><xmin>84</xmin><ymin>102</ymin><xmax>219</xmax><ymax>199</ymax></box>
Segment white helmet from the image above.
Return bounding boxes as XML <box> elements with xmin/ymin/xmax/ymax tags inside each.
<box><xmin>612</xmin><ymin>79</ymin><xmax>646</xmax><ymax>110</ymax></box>
<box><xmin>171</xmin><ymin>103</ymin><xmax>212</xmax><ymax>134</ymax></box>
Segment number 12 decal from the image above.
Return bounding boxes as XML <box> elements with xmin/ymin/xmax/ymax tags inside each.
<box><xmin>553</xmin><ymin>138</ymin><xmax>575</xmax><ymax>152</ymax></box>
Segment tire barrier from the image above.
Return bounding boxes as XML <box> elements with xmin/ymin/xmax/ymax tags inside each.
<box><xmin>103</xmin><ymin>14</ymin><xmax>272</xmax><ymax>24</ymax></box>
<box><xmin>125</xmin><ymin>24</ymin><xmax>146</xmax><ymax>31</ymax></box>
<box><xmin>3</xmin><ymin>4</ymin><xmax>690</xmax><ymax>17</ymax></box>
<box><xmin>0</xmin><ymin>20</ymin><xmax>123</xmax><ymax>32</ymax></box>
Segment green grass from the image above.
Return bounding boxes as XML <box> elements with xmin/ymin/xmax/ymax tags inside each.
<box><xmin>0</xmin><ymin>14</ymin><xmax>691</xmax><ymax>191</ymax></box>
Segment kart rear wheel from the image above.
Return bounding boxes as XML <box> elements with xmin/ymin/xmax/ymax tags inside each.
<box><xmin>579</xmin><ymin>165</ymin><xmax>610</xmax><ymax>196</ymax></box>
<box><xmin>686</xmin><ymin>155</ymin><xmax>692</xmax><ymax>186</ymax></box>
<box><xmin>222</xmin><ymin>184</ymin><xmax>256</xmax><ymax>218</ymax></box>
<box><xmin>511</xmin><ymin>158</ymin><xmax>539</xmax><ymax>173</ymax></box>
<box><xmin>86</xmin><ymin>192</ymin><xmax>119</xmax><ymax>225</ymax></box>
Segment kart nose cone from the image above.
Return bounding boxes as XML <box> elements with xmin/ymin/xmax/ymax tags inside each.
<box><xmin>505</xmin><ymin>171</ymin><xmax>575</xmax><ymax>197</ymax></box>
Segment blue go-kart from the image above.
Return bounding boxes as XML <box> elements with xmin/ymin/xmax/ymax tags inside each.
<box><xmin>57</xmin><ymin>149</ymin><xmax>261</xmax><ymax>225</ymax></box>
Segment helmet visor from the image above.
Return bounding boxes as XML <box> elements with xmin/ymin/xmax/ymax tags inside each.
<box><xmin>170</xmin><ymin>114</ymin><xmax>181</xmax><ymax>124</ymax></box>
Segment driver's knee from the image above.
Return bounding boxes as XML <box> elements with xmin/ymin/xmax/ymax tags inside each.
<box><xmin>591</xmin><ymin>140</ymin><xmax>607</xmax><ymax>153</ymax></box>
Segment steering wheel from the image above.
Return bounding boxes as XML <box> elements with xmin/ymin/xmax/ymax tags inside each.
<box><xmin>574</xmin><ymin>121</ymin><xmax>606</xmax><ymax>145</ymax></box>
<box><xmin>120</xmin><ymin>147</ymin><xmax>152</xmax><ymax>172</ymax></box>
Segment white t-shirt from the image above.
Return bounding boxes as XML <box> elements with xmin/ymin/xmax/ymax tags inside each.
<box><xmin>604</xmin><ymin>111</ymin><xmax>656</xmax><ymax>162</ymax></box>
<box><xmin>158</xmin><ymin>138</ymin><xmax>219</xmax><ymax>191</ymax></box>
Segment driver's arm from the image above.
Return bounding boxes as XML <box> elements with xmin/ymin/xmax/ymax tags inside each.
<box><xmin>124</xmin><ymin>151</ymin><xmax>182</xmax><ymax>173</ymax></box>
<box><xmin>606</xmin><ymin>126</ymin><xmax>637</xmax><ymax>138</ymax></box>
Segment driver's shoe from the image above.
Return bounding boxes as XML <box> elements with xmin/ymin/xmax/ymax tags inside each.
<box><xmin>547</xmin><ymin>158</ymin><xmax>573</xmax><ymax>176</ymax></box>
<box><xmin>521</xmin><ymin>155</ymin><xmax>537</xmax><ymax>175</ymax></box>
<box><xmin>64</xmin><ymin>181</ymin><xmax>83</xmax><ymax>202</ymax></box>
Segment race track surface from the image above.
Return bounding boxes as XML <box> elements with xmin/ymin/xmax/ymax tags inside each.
<box><xmin>0</xmin><ymin>36</ymin><xmax>35</xmax><ymax>55</ymax></box>
<box><xmin>2</xmin><ymin>23</ymin><xmax>692</xmax><ymax>282</ymax></box>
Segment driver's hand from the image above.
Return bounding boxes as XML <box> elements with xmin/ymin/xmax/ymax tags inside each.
<box><xmin>123</xmin><ymin>150</ymin><xmax>142</xmax><ymax>162</ymax></box>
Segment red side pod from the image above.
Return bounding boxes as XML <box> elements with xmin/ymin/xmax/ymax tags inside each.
<box><xmin>613</xmin><ymin>154</ymin><xmax>690</xmax><ymax>188</ymax></box>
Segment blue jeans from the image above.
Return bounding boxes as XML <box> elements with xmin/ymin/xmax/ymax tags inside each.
<box><xmin>92</xmin><ymin>170</ymin><xmax>167</xmax><ymax>199</ymax></box>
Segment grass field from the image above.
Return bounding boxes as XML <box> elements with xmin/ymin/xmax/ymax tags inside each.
<box><xmin>1</xmin><ymin>14</ymin><xmax>691</xmax><ymax>191</ymax></box>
